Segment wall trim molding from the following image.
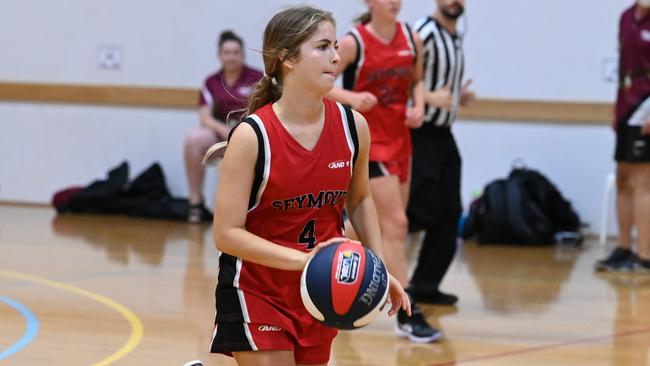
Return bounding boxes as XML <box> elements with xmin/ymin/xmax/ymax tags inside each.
<box><xmin>460</xmin><ymin>99</ymin><xmax>612</xmax><ymax>125</ymax></box>
<box><xmin>0</xmin><ymin>81</ymin><xmax>613</xmax><ymax>124</ymax></box>
<box><xmin>0</xmin><ymin>82</ymin><xmax>197</xmax><ymax>109</ymax></box>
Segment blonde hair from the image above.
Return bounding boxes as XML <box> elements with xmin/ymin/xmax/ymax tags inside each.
<box><xmin>204</xmin><ymin>6</ymin><xmax>336</xmax><ymax>164</ymax></box>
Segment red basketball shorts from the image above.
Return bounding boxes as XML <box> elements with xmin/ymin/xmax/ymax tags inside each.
<box><xmin>210</xmin><ymin>322</ymin><xmax>333</xmax><ymax>365</ymax></box>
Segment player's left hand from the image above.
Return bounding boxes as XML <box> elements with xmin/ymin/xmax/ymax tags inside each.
<box><xmin>386</xmin><ymin>272</ymin><xmax>411</xmax><ymax>317</ymax></box>
<box><xmin>405</xmin><ymin>106</ymin><xmax>424</xmax><ymax>128</ymax></box>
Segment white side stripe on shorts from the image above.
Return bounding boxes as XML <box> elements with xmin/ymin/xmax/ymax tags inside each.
<box><xmin>243</xmin><ymin>323</ymin><xmax>258</xmax><ymax>351</ymax></box>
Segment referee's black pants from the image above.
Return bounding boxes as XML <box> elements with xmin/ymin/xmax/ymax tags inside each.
<box><xmin>406</xmin><ymin>126</ymin><xmax>461</xmax><ymax>295</ymax></box>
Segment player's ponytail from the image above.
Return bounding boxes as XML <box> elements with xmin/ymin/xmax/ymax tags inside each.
<box><xmin>355</xmin><ymin>12</ymin><xmax>371</xmax><ymax>24</ymax></box>
<box><xmin>203</xmin><ymin>6</ymin><xmax>335</xmax><ymax>164</ymax></box>
<box><xmin>245</xmin><ymin>71</ymin><xmax>282</xmax><ymax>116</ymax></box>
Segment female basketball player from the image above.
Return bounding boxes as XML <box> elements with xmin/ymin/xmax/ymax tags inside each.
<box><xmin>328</xmin><ymin>0</ymin><xmax>441</xmax><ymax>342</ymax></box>
<box><xmin>206</xmin><ymin>6</ymin><xmax>410</xmax><ymax>366</ymax></box>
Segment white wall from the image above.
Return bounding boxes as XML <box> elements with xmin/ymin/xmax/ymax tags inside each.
<box><xmin>0</xmin><ymin>0</ymin><xmax>633</xmax><ymax>233</ymax></box>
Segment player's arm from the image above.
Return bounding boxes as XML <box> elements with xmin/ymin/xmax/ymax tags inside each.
<box><xmin>198</xmin><ymin>82</ymin><xmax>230</xmax><ymax>139</ymax></box>
<box><xmin>326</xmin><ymin>35</ymin><xmax>378</xmax><ymax>112</ymax></box>
<box><xmin>405</xmin><ymin>31</ymin><xmax>425</xmax><ymax>128</ymax></box>
<box><xmin>199</xmin><ymin>106</ymin><xmax>230</xmax><ymax>140</ymax></box>
<box><xmin>344</xmin><ymin>110</ymin><xmax>382</xmax><ymax>256</ymax></box>
<box><xmin>345</xmin><ymin>110</ymin><xmax>411</xmax><ymax>316</ymax></box>
<box><xmin>213</xmin><ymin>124</ymin><xmax>308</xmax><ymax>271</ymax></box>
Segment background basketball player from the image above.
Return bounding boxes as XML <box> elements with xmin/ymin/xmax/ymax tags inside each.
<box><xmin>328</xmin><ymin>0</ymin><xmax>441</xmax><ymax>343</ymax></box>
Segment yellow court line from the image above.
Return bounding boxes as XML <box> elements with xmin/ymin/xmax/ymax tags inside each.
<box><xmin>0</xmin><ymin>270</ymin><xmax>144</xmax><ymax>366</ymax></box>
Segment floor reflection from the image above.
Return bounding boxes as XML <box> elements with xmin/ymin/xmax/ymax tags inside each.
<box><xmin>598</xmin><ymin>273</ymin><xmax>650</xmax><ymax>366</ymax></box>
<box><xmin>183</xmin><ymin>225</ymin><xmax>218</xmax><ymax>356</ymax></box>
<box><xmin>461</xmin><ymin>242</ymin><xmax>581</xmax><ymax>314</ymax></box>
<box><xmin>51</xmin><ymin>213</ymin><xmax>203</xmax><ymax>266</ymax></box>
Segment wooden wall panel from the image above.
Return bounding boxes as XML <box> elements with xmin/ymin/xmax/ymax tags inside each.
<box><xmin>0</xmin><ymin>82</ymin><xmax>613</xmax><ymax>124</ymax></box>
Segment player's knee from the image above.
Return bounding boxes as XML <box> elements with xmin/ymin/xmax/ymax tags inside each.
<box><xmin>185</xmin><ymin>127</ymin><xmax>215</xmax><ymax>150</ymax></box>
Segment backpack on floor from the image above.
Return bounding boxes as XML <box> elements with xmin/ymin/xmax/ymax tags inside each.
<box><xmin>461</xmin><ymin>166</ymin><xmax>581</xmax><ymax>245</ymax></box>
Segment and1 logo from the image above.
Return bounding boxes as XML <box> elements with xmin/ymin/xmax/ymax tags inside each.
<box><xmin>336</xmin><ymin>250</ymin><xmax>360</xmax><ymax>284</ymax></box>
<box><xmin>258</xmin><ymin>325</ymin><xmax>282</xmax><ymax>332</ymax></box>
<box><xmin>328</xmin><ymin>160</ymin><xmax>350</xmax><ymax>169</ymax></box>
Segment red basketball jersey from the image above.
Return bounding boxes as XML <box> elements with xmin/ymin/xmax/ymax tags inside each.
<box><xmin>215</xmin><ymin>98</ymin><xmax>359</xmax><ymax>347</ymax></box>
<box><xmin>343</xmin><ymin>22</ymin><xmax>417</xmax><ymax>162</ymax></box>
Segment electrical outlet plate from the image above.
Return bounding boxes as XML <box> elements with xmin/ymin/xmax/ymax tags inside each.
<box><xmin>602</xmin><ymin>57</ymin><xmax>618</xmax><ymax>83</ymax></box>
<box><xmin>97</xmin><ymin>45</ymin><xmax>123</xmax><ymax>69</ymax></box>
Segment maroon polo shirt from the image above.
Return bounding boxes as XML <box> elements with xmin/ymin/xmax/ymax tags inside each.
<box><xmin>616</xmin><ymin>5</ymin><xmax>650</xmax><ymax>126</ymax></box>
<box><xmin>199</xmin><ymin>65</ymin><xmax>263</xmax><ymax>123</ymax></box>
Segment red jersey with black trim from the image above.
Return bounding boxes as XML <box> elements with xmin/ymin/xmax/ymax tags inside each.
<box><xmin>215</xmin><ymin>98</ymin><xmax>358</xmax><ymax>347</ymax></box>
<box><xmin>343</xmin><ymin>21</ymin><xmax>416</xmax><ymax>162</ymax></box>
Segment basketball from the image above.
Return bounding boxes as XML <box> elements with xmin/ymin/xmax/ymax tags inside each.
<box><xmin>300</xmin><ymin>239</ymin><xmax>390</xmax><ymax>330</ymax></box>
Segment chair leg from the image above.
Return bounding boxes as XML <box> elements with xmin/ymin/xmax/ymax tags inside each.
<box><xmin>599</xmin><ymin>173</ymin><xmax>616</xmax><ymax>247</ymax></box>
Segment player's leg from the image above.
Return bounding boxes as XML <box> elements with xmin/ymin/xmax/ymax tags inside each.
<box><xmin>212</xmin><ymin>321</ymin><xmax>295</xmax><ymax>366</ymax></box>
<box><xmin>294</xmin><ymin>337</ymin><xmax>333</xmax><ymax>366</ymax></box>
<box><xmin>184</xmin><ymin>126</ymin><xmax>220</xmax><ymax>222</ymax></box>
<box><xmin>234</xmin><ymin>351</ymin><xmax>296</xmax><ymax>366</ymax></box>
<box><xmin>370</xmin><ymin>173</ymin><xmax>409</xmax><ymax>285</ymax></box>
<box><xmin>371</xmin><ymin>163</ymin><xmax>441</xmax><ymax>343</ymax></box>
<box><xmin>596</xmin><ymin>163</ymin><xmax>636</xmax><ymax>271</ymax></box>
<box><xmin>632</xmin><ymin>163</ymin><xmax>650</xmax><ymax>271</ymax></box>
<box><xmin>617</xmin><ymin>163</ymin><xmax>634</xmax><ymax>251</ymax></box>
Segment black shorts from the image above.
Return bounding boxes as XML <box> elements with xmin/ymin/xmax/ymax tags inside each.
<box><xmin>615</xmin><ymin>125</ymin><xmax>650</xmax><ymax>162</ymax></box>
<box><xmin>616</xmin><ymin>95</ymin><xmax>650</xmax><ymax>163</ymax></box>
<box><xmin>368</xmin><ymin>159</ymin><xmax>410</xmax><ymax>183</ymax></box>
<box><xmin>368</xmin><ymin>161</ymin><xmax>388</xmax><ymax>179</ymax></box>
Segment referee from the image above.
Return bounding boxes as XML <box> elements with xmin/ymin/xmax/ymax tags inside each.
<box><xmin>407</xmin><ymin>0</ymin><xmax>475</xmax><ymax>306</ymax></box>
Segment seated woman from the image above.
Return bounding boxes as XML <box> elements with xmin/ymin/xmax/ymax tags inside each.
<box><xmin>184</xmin><ymin>30</ymin><xmax>262</xmax><ymax>223</ymax></box>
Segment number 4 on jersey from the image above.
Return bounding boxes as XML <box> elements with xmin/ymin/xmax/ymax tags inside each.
<box><xmin>299</xmin><ymin>219</ymin><xmax>317</xmax><ymax>249</ymax></box>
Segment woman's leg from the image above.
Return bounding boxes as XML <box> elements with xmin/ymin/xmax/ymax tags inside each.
<box><xmin>369</xmin><ymin>175</ymin><xmax>409</xmax><ymax>285</ymax></box>
<box><xmin>184</xmin><ymin>127</ymin><xmax>220</xmax><ymax>205</ymax></box>
<box><xmin>631</xmin><ymin>164</ymin><xmax>650</xmax><ymax>261</ymax></box>
<box><xmin>233</xmin><ymin>350</ymin><xmax>296</xmax><ymax>366</ymax></box>
<box><xmin>616</xmin><ymin>163</ymin><xmax>634</xmax><ymax>250</ymax></box>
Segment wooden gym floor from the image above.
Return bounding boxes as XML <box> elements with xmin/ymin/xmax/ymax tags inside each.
<box><xmin>1</xmin><ymin>204</ymin><xmax>649</xmax><ymax>365</ymax></box>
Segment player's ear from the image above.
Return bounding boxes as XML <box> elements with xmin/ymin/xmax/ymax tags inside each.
<box><xmin>280</xmin><ymin>48</ymin><xmax>295</xmax><ymax>71</ymax></box>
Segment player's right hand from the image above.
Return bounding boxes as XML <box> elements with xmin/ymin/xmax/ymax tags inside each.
<box><xmin>351</xmin><ymin>92</ymin><xmax>378</xmax><ymax>112</ymax></box>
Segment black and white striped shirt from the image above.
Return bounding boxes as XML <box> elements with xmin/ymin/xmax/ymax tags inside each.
<box><xmin>414</xmin><ymin>16</ymin><xmax>465</xmax><ymax>127</ymax></box>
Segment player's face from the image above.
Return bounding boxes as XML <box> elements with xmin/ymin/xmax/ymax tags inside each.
<box><xmin>291</xmin><ymin>21</ymin><xmax>340</xmax><ymax>95</ymax></box>
<box><xmin>368</xmin><ymin>0</ymin><xmax>401</xmax><ymax>20</ymax></box>
<box><xmin>219</xmin><ymin>40</ymin><xmax>244</xmax><ymax>72</ymax></box>
<box><xmin>437</xmin><ymin>0</ymin><xmax>465</xmax><ymax>20</ymax></box>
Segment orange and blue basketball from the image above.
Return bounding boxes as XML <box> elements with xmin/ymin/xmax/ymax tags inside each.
<box><xmin>300</xmin><ymin>239</ymin><xmax>389</xmax><ymax>330</ymax></box>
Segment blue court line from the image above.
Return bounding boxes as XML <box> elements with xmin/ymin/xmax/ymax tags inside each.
<box><xmin>0</xmin><ymin>296</ymin><xmax>40</xmax><ymax>360</ymax></box>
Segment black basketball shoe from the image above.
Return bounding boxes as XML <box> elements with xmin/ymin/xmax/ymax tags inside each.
<box><xmin>413</xmin><ymin>290</ymin><xmax>459</xmax><ymax>306</ymax></box>
<box><xmin>395</xmin><ymin>305</ymin><xmax>442</xmax><ymax>343</ymax></box>
<box><xmin>634</xmin><ymin>258</ymin><xmax>650</xmax><ymax>273</ymax></box>
<box><xmin>595</xmin><ymin>247</ymin><xmax>635</xmax><ymax>272</ymax></box>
